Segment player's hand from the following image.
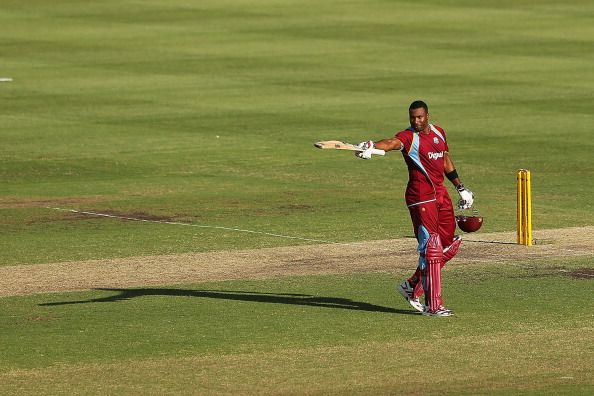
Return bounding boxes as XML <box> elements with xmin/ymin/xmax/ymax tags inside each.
<box><xmin>355</xmin><ymin>140</ymin><xmax>374</xmax><ymax>160</ymax></box>
<box><xmin>456</xmin><ymin>184</ymin><xmax>474</xmax><ymax>209</ymax></box>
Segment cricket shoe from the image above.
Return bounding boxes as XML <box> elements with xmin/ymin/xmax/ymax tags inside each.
<box><xmin>422</xmin><ymin>306</ymin><xmax>454</xmax><ymax>317</ymax></box>
<box><xmin>397</xmin><ymin>281</ymin><xmax>424</xmax><ymax>313</ymax></box>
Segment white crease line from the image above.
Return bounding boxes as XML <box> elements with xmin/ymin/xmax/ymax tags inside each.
<box><xmin>558</xmin><ymin>269</ymin><xmax>594</xmax><ymax>277</ymax></box>
<box><xmin>48</xmin><ymin>207</ymin><xmax>362</xmax><ymax>247</ymax></box>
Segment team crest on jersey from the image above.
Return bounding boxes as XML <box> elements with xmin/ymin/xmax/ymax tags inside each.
<box><xmin>433</xmin><ymin>137</ymin><xmax>439</xmax><ymax>144</ymax></box>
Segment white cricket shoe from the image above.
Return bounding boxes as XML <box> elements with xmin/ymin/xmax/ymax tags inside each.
<box><xmin>397</xmin><ymin>281</ymin><xmax>424</xmax><ymax>312</ymax></box>
<box><xmin>422</xmin><ymin>306</ymin><xmax>454</xmax><ymax>317</ymax></box>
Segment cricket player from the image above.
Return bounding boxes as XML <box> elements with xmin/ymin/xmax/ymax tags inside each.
<box><xmin>356</xmin><ymin>100</ymin><xmax>474</xmax><ymax>317</ymax></box>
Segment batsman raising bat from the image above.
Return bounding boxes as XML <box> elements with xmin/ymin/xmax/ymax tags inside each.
<box><xmin>356</xmin><ymin>100</ymin><xmax>474</xmax><ymax>317</ymax></box>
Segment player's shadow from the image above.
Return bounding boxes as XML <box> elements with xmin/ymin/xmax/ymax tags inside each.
<box><xmin>39</xmin><ymin>288</ymin><xmax>417</xmax><ymax>315</ymax></box>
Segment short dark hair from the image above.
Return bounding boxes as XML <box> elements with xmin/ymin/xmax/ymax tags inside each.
<box><xmin>409</xmin><ymin>100</ymin><xmax>428</xmax><ymax>112</ymax></box>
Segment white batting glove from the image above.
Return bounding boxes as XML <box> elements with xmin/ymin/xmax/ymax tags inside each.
<box><xmin>355</xmin><ymin>140</ymin><xmax>375</xmax><ymax>160</ymax></box>
<box><xmin>456</xmin><ymin>184</ymin><xmax>474</xmax><ymax>209</ymax></box>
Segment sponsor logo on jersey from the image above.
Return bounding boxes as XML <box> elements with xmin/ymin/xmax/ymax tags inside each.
<box><xmin>428</xmin><ymin>151</ymin><xmax>444</xmax><ymax>160</ymax></box>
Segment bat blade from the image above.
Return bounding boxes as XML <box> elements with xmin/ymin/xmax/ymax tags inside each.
<box><xmin>314</xmin><ymin>140</ymin><xmax>362</xmax><ymax>151</ymax></box>
<box><xmin>314</xmin><ymin>140</ymin><xmax>386</xmax><ymax>156</ymax></box>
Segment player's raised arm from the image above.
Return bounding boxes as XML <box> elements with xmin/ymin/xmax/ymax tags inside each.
<box><xmin>355</xmin><ymin>137</ymin><xmax>403</xmax><ymax>159</ymax></box>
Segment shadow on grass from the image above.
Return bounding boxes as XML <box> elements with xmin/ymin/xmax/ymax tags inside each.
<box><xmin>39</xmin><ymin>288</ymin><xmax>417</xmax><ymax>315</ymax></box>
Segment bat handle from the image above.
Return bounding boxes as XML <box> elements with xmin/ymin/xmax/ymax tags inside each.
<box><xmin>371</xmin><ymin>149</ymin><xmax>386</xmax><ymax>156</ymax></box>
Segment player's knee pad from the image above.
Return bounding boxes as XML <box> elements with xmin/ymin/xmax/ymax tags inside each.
<box><xmin>423</xmin><ymin>234</ymin><xmax>444</xmax><ymax>310</ymax></box>
<box><xmin>425</xmin><ymin>233</ymin><xmax>443</xmax><ymax>267</ymax></box>
<box><xmin>443</xmin><ymin>236</ymin><xmax>462</xmax><ymax>263</ymax></box>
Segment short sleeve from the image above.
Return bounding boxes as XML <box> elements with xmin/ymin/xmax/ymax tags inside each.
<box><xmin>395</xmin><ymin>130</ymin><xmax>411</xmax><ymax>153</ymax></box>
<box><xmin>439</xmin><ymin>127</ymin><xmax>449</xmax><ymax>152</ymax></box>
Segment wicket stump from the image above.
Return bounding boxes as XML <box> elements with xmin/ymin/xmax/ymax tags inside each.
<box><xmin>516</xmin><ymin>169</ymin><xmax>532</xmax><ymax>246</ymax></box>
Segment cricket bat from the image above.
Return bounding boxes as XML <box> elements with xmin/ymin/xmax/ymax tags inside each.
<box><xmin>314</xmin><ymin>140</ymin><xmax>385</xmax><ymax>156</ymax></box>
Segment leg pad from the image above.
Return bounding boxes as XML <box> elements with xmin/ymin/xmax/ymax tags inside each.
<box><xmin>443</xmin><ymin>236</ymin><xmax>462</xmax><ymax>263</ymax></box>
<box><xmin>422</xmin><ymin>234</ymin><xmax>444</xmax><ymax>311</ymax></box>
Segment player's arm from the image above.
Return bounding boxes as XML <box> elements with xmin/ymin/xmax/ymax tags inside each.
<box><xmin>355</xmin><ymin>137</ymin><xmax>403</xmax><ymax>159</ymax></box>
<box><xmin>373</xmin><ymin>138</ymin><xmax>403</xmax><ymax>152</ymax></box>
<box><xmin>444</xmin><ymin>153</ymin><xmax>461</xmax><ymax>186</ymax></box>
<box><xmin>444</xmin><ymin>152</ymin><xmax>474</xmax><ymax>209</ymax></box>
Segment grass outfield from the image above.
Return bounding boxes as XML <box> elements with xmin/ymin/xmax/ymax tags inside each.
<box><xmin>2</xmin><ymin>0</ymin><xmax>594</xmax><ymax>264</ymax></box>
<box><xmin>1</xmin><ymin>0</ymin><xmax>593</xmax><ymax>394</ymax></box>
<box><xmin>1</xmin><ymin>259</ymin><xmax>593</xmax><ymax>395</ymax></box>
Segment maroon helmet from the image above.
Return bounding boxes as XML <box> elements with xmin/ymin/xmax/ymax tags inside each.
<box><xmin>455</xmin><ymin>208</ymin><xmax>483</xmax><ymax>233</ymax></box>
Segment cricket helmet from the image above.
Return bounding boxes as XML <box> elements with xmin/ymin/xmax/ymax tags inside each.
<box><xmin>455</xmin><ymin>207</ymin><xmax>483</xmax><ymax>233</ymax></box>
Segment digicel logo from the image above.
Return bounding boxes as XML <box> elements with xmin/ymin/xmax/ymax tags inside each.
<box><xmin>428</xmin><ymin>151</ymin><xmax>444</xmax><ymax>160</ymax></box>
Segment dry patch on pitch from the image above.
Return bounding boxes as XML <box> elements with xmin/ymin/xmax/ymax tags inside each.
<box><xmin>1</xmin><ymin>226</ymin><xmax>592</xmax><ymax>298</ymax></box>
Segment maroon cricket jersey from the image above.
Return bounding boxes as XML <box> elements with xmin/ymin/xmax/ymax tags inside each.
<box><xmin>395</xmin><ymin>124</ymin><xmax>449</xmax><ymax>207</ymax></box>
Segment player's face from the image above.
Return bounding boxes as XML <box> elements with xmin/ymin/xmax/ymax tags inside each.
<box><xmin>409</xmin><ymin>108</ymin><xmax>429</xmax><ymax>132</ymax></box>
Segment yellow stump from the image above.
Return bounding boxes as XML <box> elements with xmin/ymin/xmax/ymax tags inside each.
<box><xmin>516</xmin><ymin>169</ymin><xmax>532</xmax><ymax>246</ymax></box>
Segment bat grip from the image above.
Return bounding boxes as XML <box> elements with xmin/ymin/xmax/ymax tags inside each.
<box><xmin>371</xmin><ymin>149</ymin><xmax>385</xmax><ymax>156</ymax></box>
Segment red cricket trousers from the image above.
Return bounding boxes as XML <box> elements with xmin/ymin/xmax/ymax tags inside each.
<box><xmin>407</xmin><ymin>188</ymin><xmax>456</xmax><ymax>310</ymax></box>
<box><xmin>409</xmin><ymin>190</ymin><xmax>456</xmax><ymax>247</ymax></box>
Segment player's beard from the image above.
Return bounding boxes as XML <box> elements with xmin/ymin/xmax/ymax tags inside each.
<box><xmin>413</xmin><ymin>122</ymin><xmax>428</xmax><ymax>132</ymax></box>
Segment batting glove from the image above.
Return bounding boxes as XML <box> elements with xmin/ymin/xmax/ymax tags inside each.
<box><xmin>457</xmin><ymin>184</ymin><xmax>474</xmax><ymax>209</ymax></box>
<box><xmin>355</xmin><ymin>140</ymin><xmax>375</xmax><ymax>160</ymax></box>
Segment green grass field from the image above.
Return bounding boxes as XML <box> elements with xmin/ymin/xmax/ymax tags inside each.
<box><xmin>1</xmin><ymin>0</ymin><xmax>593</xmax><ymax>394</ymax></box>
<box><xmin>1</xmin><ymin>261</ymin><xmax>593</xmax><ymax>395</ymax></box>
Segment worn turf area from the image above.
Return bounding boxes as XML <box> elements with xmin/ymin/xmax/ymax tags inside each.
<box><xmin>0</xmin><ymin>226</ymin><xmax>592</xmax><ymax>297</ymax></box>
